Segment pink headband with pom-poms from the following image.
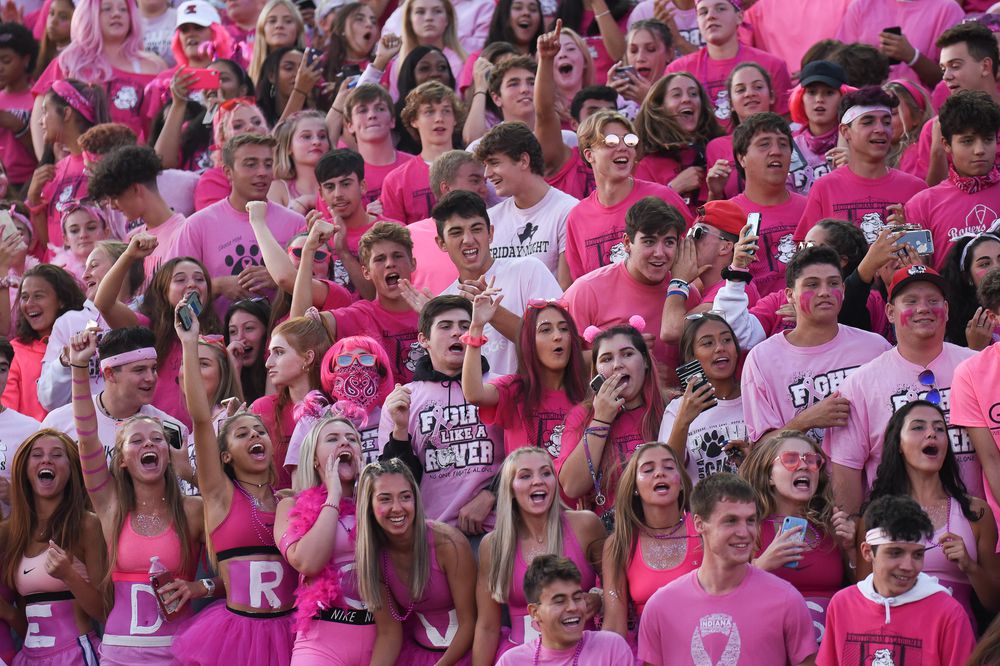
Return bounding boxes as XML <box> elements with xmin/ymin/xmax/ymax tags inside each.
<box><xmin>582</xmin><ymin>315</ymin><xmax>647</xmax><ymax>345</ymax></box>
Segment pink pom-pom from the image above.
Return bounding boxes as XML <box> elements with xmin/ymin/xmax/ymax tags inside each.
<box><xmin>628</xmin><ymin>315</ymin><xmax>646</xmax><ymax>332</ymax></box>
<box><xmin>583</xmin><ymin>325</ymin><xmax>601</xmax><ymax>344</ymax></box>
<box><xmin>294</xmin><ymin>390</ymin><xmax>329</xmax><ymax>421</ymax></box>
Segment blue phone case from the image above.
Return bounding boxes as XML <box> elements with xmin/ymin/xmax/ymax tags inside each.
<box><xmin>781</xmin><ymin>516</ymin><xmax>809</xmax><ymax>568</ymax></box>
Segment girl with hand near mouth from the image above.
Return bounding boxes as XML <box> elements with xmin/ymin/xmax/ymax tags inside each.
<box><xmin>740</xmin><ymin>431</ymin><xmax>857</xmax><ymax>639</ymax></box>
<box><xmin>172</xmin><ymin>296</ymin><xmax>299</xmax><ymax>666</ymax></box>
<box><xmin>268</xmin><ymin>110</ymin><xmax>331</xmax><ymax>213</ymax></box>
<box><xmin>462</xmin><ymin>298</ymin><xmax>588</xmax><ymax>456</ymax></box>
<box><xmin>602</xmin><ymin>442</ymin><xmax>699</xmax><ymax>653</ymax></box>
<box><xmin>274</xmin><ymin>415</ymin><xmax>401</xmax><ymax>665</ymax></box>
<box><xmin>67</xmin><ymin>327</ymin><xmax>209</xmax><ymax>665</ymax></box>
<box><xmin>355</xmin><ymin>458</ymin><xmax>476</xmax><ymax>665</ymax></box>
<box><xmin>866</xmin><ymin>400</ymin><xmax>1000</xmax><ymax>626</ymax></box>
<box><xmin>0</xmin><ymin>430</ymin><xmax>106</xmax><ymax>666</ymax></box>
<box><xmin>941</xmin><ymin>232</ymin><xmax>1000</xmax><ymax>350</ymax></box>
<box><xmin>473</xmin><ymin>448</ymin><xmax>605</xmax><ymax>663</ymax></box>
<box><xmin>556</xmin><ymin>323</ymin><xmax>666</xmax><ymax>524</ymax></box>
<box><xmin>608</xmin><ymin>19</ymin><xmax>672</xmax><ymax>108</ymax></box>
<box><xmin>658</xmin><ymin>312</ymin><xmax>748</xmax><ymax>481</ymax></box>
<box><xmin>224</xmin><ymin>298</ymin><xmax>271</xmax><ymax>405</ymax></box>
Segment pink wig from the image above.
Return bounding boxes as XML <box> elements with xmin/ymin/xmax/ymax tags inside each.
<box><xmin>60</xmin><ymin>0</ymin><xmax>145</xmax><ymax>83</ymax></box>
<box><xmin>169</xmin><ymin>23</ymin><xmax>235</xmax><ymax>67</ymax></box>
<box><xmin>320</xmin><ymin>335</ymin><xmax>394</xmax><ymax>407</ymax></box>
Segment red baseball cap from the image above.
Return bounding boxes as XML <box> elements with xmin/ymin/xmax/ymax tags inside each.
<box><xmin>887</xmin><ymin>264</ymin><xmax>947</xmax><ymax>301</ymax></box>
<box><xmin>698</xmin><ymin>201</ymin><xmax>746</xmax><ymax>239</ymax></box>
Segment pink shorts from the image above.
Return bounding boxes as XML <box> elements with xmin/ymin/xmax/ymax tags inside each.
<box><xmin>291</xmin><ymin>614</ymin><xmax>376</xmax><ymax>666</ymax></box>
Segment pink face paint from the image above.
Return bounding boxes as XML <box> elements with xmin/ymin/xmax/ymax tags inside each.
<box><xmin>798</xmin><ymin>289</ymin><xmax>816</xmax><ymax>315</ymax></box>
<box><xmin>899</xmin><ymin>307</ymin><xmax>915</xmax><ymax>328</ymax></box>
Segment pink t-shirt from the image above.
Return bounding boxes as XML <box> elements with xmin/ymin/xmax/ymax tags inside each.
<box><xmin>564</xmin><ymin>179</ymin><xmax>692</xmax><ymax>280</ymax></box>
<box><xmin>580</xmin><ymin>10</ymin><xmax>631</xmax><ymax>86</ymax></box>
<box><xmin>747</xmin><ymin>288</ymin><xmax>891</xmax><ymax>343</ymax></box>
<box><xmin>1</xmin><ymin>338</ymin><xmax>48</xmax><ymax>421</ymax></box>
<box><xmin>706</xmin><ymin>135</ymin><xmax>740</xmax><ymax>199</ymax></box>
<box><xmin>478</xmin><ymin>374</ymin><xmax>574</xmax><ymax>457</ymax></box>
<box><xmin>170</xmin><ymin>197</ymin><xmax>304</xmax><ymax>316</ymax></box>
<box><xmin>496</xmin><ymin>631</ymin><xmax>633</xmax><ymax>666</ymax></box>
<box><xmin>788</xmin><ymin>127</ymin><xmax>835</xmax><ymax>196</ymax></box>
<box><xmin>794</xmin><ymin>166</ymin><xmax>927</xmax><ymax>243</ymax></box>
<box><xmin>129</xmin><ymin>212</ymin><xmax>186</xmax><ymax>285</ymax></box>
<box><xmin>730</xmin><ymin>192</ymin><xmax>808</xmax><ymax>296</ymax></box>
<box><xmin>407</xmin><ymin>217</ymin><xmax>458</xmax><ymax>294</ymax></box>
<box><xmin>193</xmin><ymin>167</ymin><xmax>230</xmax><ymax>210</ymax></box>
<box><xmin>564</xmin><ymin>261</ymin><xmax>701</xmax><ymax>386</ymax></box>
<box><xmin>904</xmin><ymin>177</ymin><xmax>1000</xmax><ymax>270</ymax></box>
<box><xmin>545</xmin><ymin>149</ymin><xmax>596</xmax><ymax>202</ymax></box>
<box><xmin>817</xmin><ymin>583</ymin><xmax>975</xmax><ymax>666</ymax></box>
<box><xmin>836</xmin><ymin>0</ymin><xmax>964</xmax><ymax>85</ymax></box>
<box><xmin>633</xmin><ymin>151</ymin><xmax>706</xmax><ymax>214</ymax></box>
<box><xmin>0</xmin><ymin>89</ymin><xmax>36</xmax><ymax>184</ymax></box>
<box><xmin>39</xmin><ymin>153</ymin><xmax>87</xmax><ymax>250</ymax></box>
<box><xmin>827</xmin><ymin>344</ymin><xmax>981</xmax><ymax>497</ymax></box>
<box><xmin>638</xmin><ymin>566</ymin><xmax>817</xmax><ymax>666</ymax></box>
<box><xmin>741</xmin><ymin>324</ymin><xmax>892</xmax><ymax>442</ymax></box>
<box><xmin>363</xmin><ymin>150</ymin><xmax>416</xmax><ymax>207</ymax></box>
<box><xmin>666</xmin><ymin>45</ymin><xmax>793</xmax><ymax>126</ymax></box>
<box><xmin>629</xmin><ymin>1</ymin><xmax>702</xmax><ymax>49</ymax></box>
<box><xmin>745</xmin><ymin>0</ymin><xmax>853</xmax><ymax>73</ymax></box>
<box><xmin>331</xmin><ymin>299</ymin><xmax>421</xmax><ymax>385</ymax></box>
<box><xmin>379</xmin><ymin>157</ymin><xmax>433</xmax><ymax>224</ymax></box>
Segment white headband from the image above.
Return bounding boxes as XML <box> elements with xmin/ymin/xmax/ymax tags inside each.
<box><xmin>841</xmin><ymin>105</ymin><xmax>892</xmax><ymax>126</ymax></box>
<box><xmin>865</xmin><ymin>527</ymin><xmax>923</xmax><ymax>546</ymax></box>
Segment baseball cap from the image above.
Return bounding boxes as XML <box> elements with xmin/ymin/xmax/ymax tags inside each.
<box><xmin>176</xmin><ymin>0</ymin><xmax>221</xmax><ymax>28</ymax></box>
<box><xmin>799</xmin><ymin>60</ymin><xmax>847</xmax><ymax>89</ymax></box>
<box><xmin>698</xmin><ymin>201</ymin><xmax>746</xmax><ymax>238</ymax></box>
<box><xmin>887</xmin><ymin>264</ymin><xmax>947</xmax><ymax>301</ymax></box>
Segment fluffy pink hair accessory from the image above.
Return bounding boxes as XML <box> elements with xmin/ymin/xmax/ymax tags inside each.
<box><xmin>583</xmin><ymin>326</ymin><xmax>601</xmax><ymax>344</ymax></box>
<box><xmin>583</xmin><ymin>315</ymin><xmax>646</xmax><ymax>345</ymax></box>
<box><xmin>628</xmin><ymin>315</ymin><xmax>646</xmax><ymax>332</ymax></box>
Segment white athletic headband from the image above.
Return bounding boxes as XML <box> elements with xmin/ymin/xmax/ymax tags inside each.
<box><xmin>865</xmin><ymin>527</ymin><xmax>923</xmax><ymax>546</ymax></box>
<box><xmin>841</xmin><ymin>105</ymin><xmax>892</xmax><ymax>126</ymax></box>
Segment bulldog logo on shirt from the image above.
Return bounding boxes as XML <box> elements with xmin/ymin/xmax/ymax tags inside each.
<box><xmin>111</xmin><ymin>85</ymin><xmax>139</xmax><ymax>111</ymax></box>
<box><xmin>871</xmin><ymin>648</ymin><xmax>896</xmax><ymax>666</ymax></box>
<box><xmin>713</xmin><ymin>90</ymin><xmax>732</xmax><ymax>122</ymax></box>
<box><xmin>775</xmin><ymin>233</ymin><xmax>796</xmax><ymax>264</ymax></box>
<box><xmin>608</xmin><ymin>242</ymin><xmax>628</xmax><ymax>264</ymax></box>
<box><xmin>859</xmin><ymin>212</ymin><xmax>886</xmax><ymax>244</ymax></box>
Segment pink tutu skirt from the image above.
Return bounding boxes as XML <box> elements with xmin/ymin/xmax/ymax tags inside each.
<box><xmin>12</xmin><ymin>632</ymin><xmax>100</xmax><ymax>666</ymax></box>
<box><xmin>394</xmin><ymin>638</ymin><xmax>471</xmax><ymax>666</ymax></box>
<box><xmin>172</xmin><ymin>601</ymin><xmax>294</xmax><ymax>666</ymax></box>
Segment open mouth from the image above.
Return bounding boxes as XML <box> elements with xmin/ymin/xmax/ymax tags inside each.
<box><xmin>679</xmin><ymin>107</ymin><xmax>696</xmax><ymax>119</ymax></box>
<box><xmin>922</xmin><ymin>444</ymin><xmax>940</xmax><ymax>457</ymax></box>
<box><xmin>766</xmin><ymin>160</ymin><xmax>783</xmax><ymax>169</ymax></box>
<box><xmin>461</xmin><ymin>247</ymin><xmax>479</xmax><ymax>262</ymax></box>
<box><xmin>792</xmin><ymin>476</ymin><xmax>811</xmax><ymax>490</ymax></box>
<box><xmin>711</xmin><ymin>356</ymin><xmax>731</xmax><ymax>369</ymax></box>
<box><xmin>140</xmin><ymin>452</ymin><xmax>159</xmax><ymax>470</ymax></box>
<box><xmin>653</xmin><ymin>481</ymin><xmax>671</xmax><ymax>494</ymax></box>
<box><xmin>551</xmin><ymin>345</ymin><xmax>565</xmax><ymax>356</ymax></box>
<box><xmin>249</xmin><ymin>442</ymin><xmax>267</xmax><ymax>460</ymax></box>
<box><xmin>385</xmin><ymin>272</ymin><xmax>400</xmax><ymax>287</ymax></box>
<box><xmin>612</xmin><ymin>156</ymin><xmax>630</xmax><ymax>166</ymax></box>
<box><xmin>388</xmin><ymin>515</ymin><xmax>406</xmax><ymax>527</ymax></box>
<box><xmin>37</xmin><ymin>468</ymin><xmax>55</xmax><ymax>481</ymax></box>
<box><xmin>560</xmin><ymin>616</ymin><xmax>582</xmax><ymax>628</ymax></box>
<box><xmin>529</xmin><ymin>490</ymin><xmax>548</xmax><ymax>505</ymax></box>
<box><xmin>448</xmin><ymin>341</ymin><xmax>464</xmax><ymax>354</ymax></box>
<box><xmin>557</xmin><ymin>63</ymin><xmax>573</xmax><ymax>75</ymax></box>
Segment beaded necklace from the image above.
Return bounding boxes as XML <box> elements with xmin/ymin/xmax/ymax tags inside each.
<box><xmin>382</xmin><ymin>550</ymin><xmax>416</xmax><ymax>621</ymax></box>
<box><xmin>533</xmin><ymin>632</ymin><xmax>586</xmax><ymax>666</ymax></box>
<box><xmin>234</xmin><ymin>480</ymin><xmax>276</xmax><ymax>546</ymax></box>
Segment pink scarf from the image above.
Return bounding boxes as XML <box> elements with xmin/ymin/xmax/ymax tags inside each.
<box><xmin>802</xmin><ymin>126</ymin><xmax>839</xmax><ymax>156</ymax></box>
<box><xmin>949</xmin><ymin>164</ymin><xmax>1000</xmax><ymax>195</ymax></box>
<box><xmin>283</xmin><ymin>486</ymin><xmax>356</xmax><ymax>631</ymax></box>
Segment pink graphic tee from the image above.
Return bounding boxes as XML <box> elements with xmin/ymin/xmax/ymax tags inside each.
<box><xmin>730</xmin><ymin>192</ymin><xmax>808</xmax><ymax>296</ymax></box>
<box><xmin>478</xmin><ymin>374</ymin><xmax>575</xmax><ymax>457</ymax></box>
<box><xmin>331</xmin><ymin>300</ymin><xmax>421</xmax><ymax>385</ymax></box>
<box><xmin>497</xmin><ymin>631</ymin><xmax>633</xmax><ymax>666</ymax></box>
<box><xmin>904</xmin><ymin>178</ymin><xmax>1000</xmax><ymax>270</ymax></box>
<box><xmin>545</xmin><ymin>149</ymin><xmax>596</xmax><ymax>202</ymax></box>
<box><xmin>379</xmin><ymin>157</ymin><xmax>433</xmax><ymax>224</ymax></box>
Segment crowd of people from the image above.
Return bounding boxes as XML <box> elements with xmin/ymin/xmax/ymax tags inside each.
<box><xmin>3</xmin><ymin>0</ymin><xmax>1000</xmax><ymax>663</ymax></box>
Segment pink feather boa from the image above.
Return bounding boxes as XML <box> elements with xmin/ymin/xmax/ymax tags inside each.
<box><xmin>284</xmin><ymin>486</ymin><xmax>356</xmax><ymax>632</ymax></box>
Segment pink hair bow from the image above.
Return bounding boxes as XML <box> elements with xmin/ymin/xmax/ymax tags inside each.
<box><xmin>582</xmin><ymin>315</ymin><xmax>647</xmax><ymax>345</ymax></box>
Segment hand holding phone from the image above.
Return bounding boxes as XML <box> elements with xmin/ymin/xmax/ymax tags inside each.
<box><xmin>780</xmin><ymin>516</ymin><xmax>809</xmax><ymax>568</ymax></box>
<box><xmin>745</xmin><ymin>212</ymin><xmax>761</xmax><ymax>256</ymax></box>
<box><xmin>882</xmin><ymin>26</ymin><xmax>903</xmax><ymax>65</ymax></box>
<box><xmin>186</xmin><ymin>68</ymin><xmax>221</xmax><ymax>91</ymax></box>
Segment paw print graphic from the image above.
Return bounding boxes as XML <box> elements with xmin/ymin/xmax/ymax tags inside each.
<box><xmin>701</xmin><ymin>429</ymin><xmax>727</xmax><ymax>459</ymax></box>
<box><xmin>224</xmin><ymin>244</ymin><xmax>261</xmax><ymax>275</ymax></box>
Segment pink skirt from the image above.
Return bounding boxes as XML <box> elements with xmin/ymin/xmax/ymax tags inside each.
<box><xmin>394</xmin><ymin>637</ymin><xmax>471</xmax><ymax>666</ymax></box>
<box><xmin>12</xmin><ymin>632</ymin><xmax>100</xmax><ymax>666</ymax></box>
<box><xmin>172</xmin><ymin>601</ymin><xmax>294</xmax><ymax>666</ymax></box>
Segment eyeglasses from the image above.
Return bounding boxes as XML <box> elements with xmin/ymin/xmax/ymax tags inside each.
<box><xmin>685</xmin><ymin>309</ymin><xmax>726</xmax><ymax>321</ymax></box>
<box><xmin>290</xmin><ymin>247</ymin><xmax>330</xmax><ymax>262</ymax></box>
<box><xmin>602</xmin><ymin>133</ymin><xmax>639</xmax><ymax>148</ymax></box>
<box><xmin>335</xmin><ymin>352</ymin><xmax>377</xmax><ymax>368</ymax></box>
<box><xmin>528</xmin><ymin>298</ymin><xmax>568</xmax><ymax>310</ymax></box>
<box><xmin>918</xmin><ymin>369</ymin><xmax>941</xmax><ymax>405</ymax></box>
<box><xmin>774</xmin><ymin>451</ymin><xmax>825</xmax><ymax>471</ymax></box>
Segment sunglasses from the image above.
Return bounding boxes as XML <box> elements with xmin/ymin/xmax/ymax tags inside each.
<box><xmin>774</xmin><ymin>451</ymin><xmax>824</xmax><ymax>472</ymax></box>
<box><xmin>218</xmin><ymin>96</ymin><xmax>256</xmax><ymax>112</ymax></box>
<box><xmin>797</xmin><ymin>240</ymin><xmax>818</xmax><ymax>251</ymax></box>
<box><xmin>688</xmin><ymin>224</ymin><xmax>732</xmax><ymax>242</ymax></box>
<box><xmin>336</xmin><ymin>352</ymin><xmax>376</xmax><ymax>368</ymax></box>
<box><xmin>290</xmin><ymin>247</ymin><xmax>330</xmax><ymax>262</ymax></box>
<box><xmin>685</xmin><ymin>309</ymin><xmax>726</xmax><ymax>321</ymax></box>
<box><xmin>528</xmin><ymin>298</ymin><xmax>568</xmax><ymax>310</ymax></box>
<box><xmin>918</xmin><ymin>369</ymin><xmax>941</xmax><ymax>405</ymax></box>
<box><xmin>603</xmin><ymin>133</ymin><xmax>639</xmax><ymax>148</ymax></box>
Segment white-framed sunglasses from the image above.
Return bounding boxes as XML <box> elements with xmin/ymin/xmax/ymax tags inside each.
<box><xmin>603</xmin><ymin>132</ymin><xmax>639</xmax><ymax>148</ymax></box>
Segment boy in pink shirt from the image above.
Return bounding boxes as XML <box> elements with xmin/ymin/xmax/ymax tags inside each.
<box><xmin>950</xmin><ymin>269</ymin><xmax>1000</xmax><ymax>534</ymax></box>
<box><xmin>740</xmin><ymin>246</ymin><xmax>891</xmax><ymax>444</ymax></box>
<box><xmin>729</xmin><ymin>112</ymin><xmax>808</xmax><ymax>296</ymax></box>
<box><xmin>666</xmin><ymin>0</ymin><xmax>792</xmax><ymax>125</ymax></box>
<box><xmin>795</xmin><ymin>87</ymin><xmax>926</xmax><ymax>243</ymax></box>
<box><xmin>828</xmin><ymin>265</ymin><xmax>978</xmax><ymax>517</ymax></box>
<box><xmin>378</xmin><ymin>295</ymin><xmax>502</xmax><ymax>535</ymax></box>
<box><xmin>0</xmin><ymin>23</ymin><xmax>38</xmax><ymax>191</ymax></box>
<box><xmin>341</xmin><ymin>84</ymin><xmax>417</xmax><ymax>207</ymax></box>
<box><xmin>639</xmin><ymin>473</ymin><xmax>817</xmax><ymax>666</ymax></box>
<box><xmin>817</xmin><ymin>495</ymin><xmax>975</xmax><ymax>666</ymax></box>
<box><xmin>169</xmin><ymin>133</ymin><xmax>305</xmax><ymax>316</ymax></box>
<box><xmin>497</xmin><ymin>555</ymin><xmax>633</xmax><ymax>666</ymax></box>
<box><xmin>564</xmin><ymin>110</ymin><xmax>692</xmax><ymax>280</ymax></box>
<box><xmin>380</xmin><ymin>81</ymin><xmax>460</xmax><ymax>224</ymax></box>
<box><xmin>905</xmin><ymin>91</ymin><xmax>1000</xmax><ymax>270</ymax></box>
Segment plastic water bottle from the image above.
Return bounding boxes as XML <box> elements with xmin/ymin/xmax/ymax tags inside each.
<box><xmin>148</xmin><ymin>556</ymin><xmax>181</xmax><ymax>621</ymax></box>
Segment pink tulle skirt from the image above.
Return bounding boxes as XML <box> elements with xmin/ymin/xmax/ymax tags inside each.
<box><xmin>172</xmin><ymin>601</ymin><xmax>294</xmax><ymax>666</ymax></box>
<box><xmin>12</xmin><ymin>632</ymin><xmax>100</xmax><ymax>666</ymax></box>
<box><xmin>394</xmin><ymin>638</ymin><xmax>472</xmax><ymax>666</ymax></box>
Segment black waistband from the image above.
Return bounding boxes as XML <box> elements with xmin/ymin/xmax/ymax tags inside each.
<box><xmin>226</xmin><ymin>605</ymin><xmax>295</xmax><ymax>619</ymax></box>
<box><xmin>217</xmin><ymin>545</ymin><xmax>282</xmax><ymax>561</ymax></box>
<box><xmin>24</xmin><ymin>591</ymin><xmax>74</xmax><ymax>605</ymax></box>
<box><xmin>315</xmin><ymin>607</ymin><xmax>375</xmax><ymax>626</ymax></box>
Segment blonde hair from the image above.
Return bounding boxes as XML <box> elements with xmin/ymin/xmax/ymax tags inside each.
<box><xmin>292</xmin><ymin>415</ymin><xmax>362</xmax><ymax>492</ymax></box>
<box><xmin>559</xmin><ymin>27</ymin><xmax>594</xmax><ymax>89</ymax></box>
<box><xmin>576</xmin><ymin>109</ymin><xmax>635</xmax><ymax>166</ymax></box>
<box><xmin>355</xmin><ymin>459</ymin><xmax>429</xmax><ymax>610</ymax></box>
<box><xmin>400</xmin><ymin>0</ymin><xmax>467</xmax><ymax>64</ymax></box>
<box><xmin>272</xmin><ymin>110</ymin><xmax>328</xmax><ymax>181</ymax></box>
<box><xmin>248</xmin><ymin>0</ymin><xmax>305</xmax><ymax>83</ymax></box>
<box><xmin>487</xmin><ymin>448</ymin><xmax>565</xmax><ymax>602</ymax></box>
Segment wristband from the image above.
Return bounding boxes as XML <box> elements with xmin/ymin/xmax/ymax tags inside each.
<box><xmin>668</xmin><ymin>278</ymin><xmax>689</xmax><ymax>288</ymax></box>
<box><xmin>14</xmin><ymin>120</ymin><xmax>29</xmax><ymax>139</ymax></box>
<box><xmin>331</xmin><ymin>107</ymin><xmax>344</xmax><ymax>115</ymax></box>
<box><xmin>460</xmin><ymin>332</ymin><xmax>488</xmax><ymax>348</ymax></box>
<box><xmin>594</xmin><ymin>9</ymin><xmax>610</xmax><ymax>18</ymax></box>
<box><xmin>27</xmin><ymin>201</ymin><xmax>46</xmax><ymax>216</ymax></box>
<box><xmin>473</xmin><ymin>91</ymin><xmax>487</xmax><ymax>98</ymax></box>
<box><xmin>721</xmin><ymin>265</ymin><xmax>752</xmax><ymax>283</ymax></box>
<box><xmin>907</xmin><ymin>47</ymin><xmax>921</xmax><ymax>67</ymax></box>
<box><xmin>69</xmin><ymin>363</ymin><xmax>89</xmax><ymax>369</ymax></box>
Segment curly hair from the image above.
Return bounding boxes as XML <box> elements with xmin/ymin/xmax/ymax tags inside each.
<box><xmin>87</xmin><ymin>145</ymin><xmax>161</xmax><ymax>200</ymax></box>
<box><xmin>939</xmin><ymin>90</ymin><xmax>1000</xmax><ymax>142</ymax></box>
<box><xmin>474</xmin><ymin>121</ymin><xmax>544</xmax><ymax>176</ymax></box>
<box><xmin>863</xmin><ymin>494</ymin><xmax>933</xmax><ymax>546</ymax></box>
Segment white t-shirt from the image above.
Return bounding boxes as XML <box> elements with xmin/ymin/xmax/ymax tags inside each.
<box><xmin>488</xmin><ymin>186</ymin><xmax>576</xmax><ymax>276</ymax></box>
<box><xmin>441</xmin><ymin>257</ymin><xmax>562</xmax><ymax>375</ymax></box>
<box><xmin>658</xmin><ymin>395</ymin><xmax>747</xmax><ymax>483</ymax></box>
<box><xmin>37</xmin><ymin>302</ymin><xmax>107</xmax><ymax>413</ymax></box>
<box><xmin>0</xmin><ymin>407</ymin><xmax>44</xmax><ymax>516</ymax></box>
<box><xmin>141</xmin><ymin>8</ymin><xmax>177</xmax><ymax>66</ymax></box>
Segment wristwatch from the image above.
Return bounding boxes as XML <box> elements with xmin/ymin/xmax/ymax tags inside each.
<box><xmin>200</xmin><ymin>578</ymin><xmax>216</xmax><ymax>596</ymax></box>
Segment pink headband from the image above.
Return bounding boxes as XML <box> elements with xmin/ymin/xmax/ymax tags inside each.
<box><xmin>840</xmin><ymin>105</ymin><xmax>891</xmax><ymax>126</ymax></box>
<box><xmin>100</xmin><ymin>347</ymin><xmax>157</xmax><ymax>372</ymax></box>
<box><xmin>583</xmin><ymin>315</ymin><xmax>646</xmax><ymax>345</ymax></box>
<box><xmin>51</xmin><ymin>80</ymin><xmax>96</xmax><ymax>124</ymax></box>
<box><xmin>8</xmin><ymin>205</ymin><xmax>32</xmax><ymax>240</ymax></box>
<box><xmin>888</xmin><ymin>78</ymin><xmax>927</xmax><ymax>113</ymax></box>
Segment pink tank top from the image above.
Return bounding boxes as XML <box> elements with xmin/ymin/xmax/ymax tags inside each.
<box><xmin>626</xmin><ymin>514</ymin><xmax>701</xmax><ymax>616</ymax></box>
<box><xmin>115</xmin><ymin>514</ymin><xmax>192</xmax><ymax>576</ymax></box>
<box><xmin>385</xmin><ymin>521</ymin><xmax>457</xmax><ymax>651</ymax></box>
<box><xmin>15</xmin><ymin>551</ymin><xmax>89</xmax><ymax>654</ymax></box>
<box><xmin>505</xmin><ymin>517</ymin><xmax>597</xmax><ymax>646</ymax></box>
<box><xmin>924</xmin><ymin>497</ymin><xmax>977</xmax><ymax>621</ymax></box>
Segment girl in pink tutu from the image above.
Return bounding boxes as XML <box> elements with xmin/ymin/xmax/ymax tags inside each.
<box><xmin>0</xmin><ymin>429</ymin><xmax>106</xmax><ymax>666</ymax></box>
<box><xmin>355</xmin><ymin>459</ymin><xmax>477</xmax><ymax>665</ymax></box>
<box><xmin>66</xmin><ymin>327</ymin><xmax>212</xmax><ymax>665</ymax></box>
<box><xmin>172</xmin><ymin>296</ymin><xmax>297</xmax><ymax>666</ymax></box>
<box><xmin>473</xmin><ymin>447</ymin><xmax>605</xmax><ymax>663</ymax></box>
<box><xmin>274</xmin><ymin>415</ymin><xmax>400</xmax><ymax>665</ymax></box>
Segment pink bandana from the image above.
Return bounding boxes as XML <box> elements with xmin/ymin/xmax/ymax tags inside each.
<box><xmin>802</xmin><ymin>125</ymin><xmax>839</xmax><ymax>156</ymax></box>
<box><xmin>331</xmin><ymin>363</ymin><xmax>381</xmax><ymax>412</ymax></box>
<box><xmin>949</xmin><ymin>164</ymin><xmax>1000</xmax><ymax>195</ymax></box>
<box><xmin>51</xmin><ymin>80</ymin><xmax>96</xmax><ymax>124</ymax></box>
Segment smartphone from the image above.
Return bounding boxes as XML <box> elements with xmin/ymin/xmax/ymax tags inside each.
<box><xmin>187</xmin><ymin>291</ymin><xmax>203</xmax><ymax>317</ymax></box>
<box><xmin>589</xmin><ymin>374</ymin><xmax>605</xmax><ymax>393</ymax></box>
<box><xmin>178</xmin><ymin>304</ymin><xmax>194</xmax><ymax>331</ymax></box>
<box><xmin>187</xmin><ymin>68</ymin><xmax>221</xmax><ymax>91</ymax></box>
<box><xmin>780</xmin><ymin>515</ymin><xmax>809</xmax><ymax>568</ymax></box>
<box><xmin>745</xmin><ymin>212</ymin><xmax>761</xmax><ymax>256</ymax></box>
<box><xmin>613</xmin><ymin>65</ymin><xmax>637</xmax><ymax>80</ymax></box>
<box><xmin>676</xmin><ymin>359</ymin><xmax>716</xmax><ymax>409</ymax></box>
<box><xmin>0</xmin><ymin>210</ymin><xmax>21</xmax><ymax>245</ymax></box>
<box><xmin>895</xmin><ymin>229</ymin><xmax>933</xmax><ymax>256</ymax></box>
<box><xmin>883</xmin><ymin>26</ymin><xmax>903</xmax><ymax>65</ymax></box>
<box><xmin>162</xmin><ymin>422</ymin><xmax>182</xmax><ymax>450</ymax></box>
<box><xmin>306</xmin><ymin>47</ymin><xmax>322</xmax><ymax>67</ymax></box>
